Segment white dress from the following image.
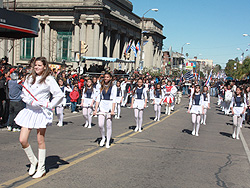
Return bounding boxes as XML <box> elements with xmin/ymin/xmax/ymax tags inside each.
<box><xmin>15</xmin><ymin>75</ymin><xmax>64</xmax><ymax>129</ymax></box>
<box><xmin>202</xmin><ymin>93</ymin><xmax>210</xmax><ymax>109</ymax></box>
<box><xmin>152</xmin><ymin>89</ymin><xmax>164</xmax><ymax>105</ymax></box>
<box><xmin>190</xmin><ymin>94</ymin><xmax>204</xmax><ymax>114</ymax></box>
<box><xmin>116</xmin><ymin>87</ymin><xmax>123</xmax><ymax>104</ymax></box>
<box><xmin>132</xmin><ymin>87</ymin><xmax>147</xmax><ymax>110</ymax></box>
<box><xmin>96</xmin><ymin>85</ymin><xmax>117</xmax><ymax>112</ymax></box>
<box><xmin>82</xmin><ymin>87</ymin><xmax>96</xmax><ymax>107</ymax></box>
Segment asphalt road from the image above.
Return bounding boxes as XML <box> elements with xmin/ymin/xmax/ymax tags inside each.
<box><xmin>1</xmin><ymin>96</ymin><xmax>250</xmax><ymax>188</ymax></box>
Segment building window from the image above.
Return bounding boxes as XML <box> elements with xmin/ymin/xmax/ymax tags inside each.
<box><xmin>20</xmin><ymin>38</ymin><xmax>34</xmax><ymax>60</ymax></box>
<box><xmin>56</xmin><ymin>32</ymin><xmax>72</xmax><ymax>62</ymax></box>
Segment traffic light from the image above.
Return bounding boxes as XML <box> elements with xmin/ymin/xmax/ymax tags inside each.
<box><xmin>81</xmin><ymin>41</ymin><xmax>88</xmax><ymax>54</ymax></box>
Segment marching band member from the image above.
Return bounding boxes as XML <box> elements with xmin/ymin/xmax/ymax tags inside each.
<box><xmin>15</xmin><ymin>57</ymin><xmax>63</xmax><ymax>178</ymax></box>
<box><xmin>230</xmin><ymin>86</ymin><xmax>247</xmax><ymax>140</ymax></box>
<box><xmin>55</xmin><ymin>79</ymin><xmax>72</xmax><ymax>127</ymax></box>
<box><xmin>201</xmin><ymin>86</ymin><xmax>210</xmax><ymax>125</ymax></box>
<box><xmin>163</xmin><ymin>80</ymin><xmax>173</xmax><ymax>115</ymax></box>
<box><xmin>152</xmin><ymin>83</ymin><xmax>164</xmax><ymax>121</ymax></box>
<box><xmin>115</xmin><ymin>81</ymin><xmax>123</xmax><ymax>119</ymax></box>
<box><xmin>224</xmin><ymin>85</ymin><xmax>233</xmax><ymax>115</ymax></box>
<box><xmin>93</xmin><ymin>73</ymin><xmax>116</xmax><ymax>148</ymax></box>
<box><xmin>81</xmin><ymin>79</ymin><xmax>96</xmax><ymax>128</ymax></box>
<box><xmin>131</xmin><ymin>79</ymin><xmax>147</xmax><ymax>132</ymax></box>
<box><xmin>171</xmin><ymin>81</ymin><xmax>178</xmax><ymax>111</ymax></box>
<box><xmin>188</xmin><ymin>85</ymin><xmax>204</xmax><ymax>137</ymax></box>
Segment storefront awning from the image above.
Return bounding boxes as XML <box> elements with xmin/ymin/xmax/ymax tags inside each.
<box><xmin>0</xmin><ymin>8</ymin><xmax>39</xmax><ymax>39</ymax></box>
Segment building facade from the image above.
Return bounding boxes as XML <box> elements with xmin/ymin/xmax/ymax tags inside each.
<box><xmin>1</xmin><ymin>0</ymin><xmax>165</xmax><ymax>71</ymax></box>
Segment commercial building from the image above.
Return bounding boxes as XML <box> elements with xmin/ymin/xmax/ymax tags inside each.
<box><xmin>0</xmin><ymin>0</ymin><xmax>165</xmax><ymax>71</ymax></box>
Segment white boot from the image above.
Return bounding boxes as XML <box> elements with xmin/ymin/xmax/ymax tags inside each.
<box><xmin>232</xmin><ymin>126</ymin><xmax>236</xmax><ymax>139</ymax></box>
<box><xmin>32</xmin><ymin>149</ymin><xmax>46</xmax><ymax>179</ymax></box>
<box><xmin>84</xmin><ymin>121</ymin><xmax>88</xmax><ymax>128</ymax></box>
<box><xmin>165</xmin><ymin>106</ymin><xmax>168</xmax><ymax>114</ymax></box>
<box><xmin>236</xmin><ymin>126</ymin><xmax>241</xmax><ymax>140</ymax></box>
<box><xmin>23</xmin><ymin>145</ymin><xmax>38</xmax><ymax>176</ymax></box>
<box><xmin>168</xmin><ymin>106</ymin><xmax>171</xmax><ymax>115</ymax></box>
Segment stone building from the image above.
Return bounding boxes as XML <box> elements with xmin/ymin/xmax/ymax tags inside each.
<box><xmin>0</xmin><ymin>0</ymin><xmax>165</xmax><ymax>71</ymax></box>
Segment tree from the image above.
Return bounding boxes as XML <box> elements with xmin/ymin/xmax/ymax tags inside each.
<box><xmin>225</xmin><ymin>59</ymin><xmax>236</xmax><ymax>78</ymax></box>
<box><xmin>213</xmin><ymin>64</ymin><xmax>221</xmax><ymax>74</ymax></box>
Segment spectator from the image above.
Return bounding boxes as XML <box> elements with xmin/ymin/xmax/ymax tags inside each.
<box><xmin>70</xmin><ymin>86</ymin><xmax>79</xmax><ymax>113</ymax></box>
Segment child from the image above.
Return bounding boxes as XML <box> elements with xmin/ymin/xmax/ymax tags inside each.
<box><xmin>188</xmin><ymin>85</ymin><xmax>204</xmax><ymax>137</ymax></box>
<box><xmin>201</xmin><ymin>86</ymin><xmax>210</xmax><ymax>125</ymax></box>
<box><xmin>230</xmin><ymin>86</ymin><xmax>247</xmax><ymax>139</ymax></box>
<box><xmin>115</xmin><ymin>81</ymin><xmax>123</xmax><ymax>119</ymax></box>
<box><xmin>152</xmin><ymin>83</ymin><xmax>164</xmax><ymax>121</ymax></box>
<box><xmin>70</xmin><ymin>86</ymin><xmax>79</xmax><ymax>113</ymax></box>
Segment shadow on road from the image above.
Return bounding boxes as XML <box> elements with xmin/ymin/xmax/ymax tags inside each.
<box><xmin>219</xmin><ymin>132</ymin><xmax>232</xmax><ymax>138</ymax></box>
<box><xmin>94</xmin><ymin>137</ymin><xmax>114</xmax><ymax>145</ymax></box>
<box><xmin>182</xmin><ymin>129</ymin><xmax>192</xmax><ymax>135</ymax></box>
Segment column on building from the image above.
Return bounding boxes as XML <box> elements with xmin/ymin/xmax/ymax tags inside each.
<box><xmin>0</xmin><ymin>39</ymin><xmax>5</xmax><ymax>58</ymax></box>
<box><xmin>74</xmin><ymin>23</ymin><xmax>80</xmax><ymax>57</ymax></box>
<box><xmin>112</xmin><ymin>32</ymin><xmax>120</xmax><ymax>69</ymax></box>
<box><xmin>144</xmin><ymin>36</ymin><xmax>153</xmax><ymax>69</ymax></box>
<box><xmin>99</xmin><ymin>25</ymin><xmax>104</xmax><ymax>57</ymax></box>
<box><xmin>43</xmin><ymin>19</ymin><xmax>50</xmax><ymax>60</ymax></box>
<box><xmin>34</xmin><ymin>21</ymin><xmax>42</xmax><ymax>58</ymax></box>
<box><xmin>15</xmin><ymin>39</ymin><xmax>21</xmax><ymax>64</ymax></box>
<box><xmin>51</xmin><ymin>30</ymin><xmax>57</xmax><ymax>62</ymax></box>
<box><xmin>93</xmin><ymin>20</ymin><xmax>100</xmax><ymax>58</ymax></box>
<box><xmin>104</xmin><ymin>29</ymin><xmax>111</xmax><ymax>57</ymax></box>
<box><xmin>122</xmin><ymin>36</ymin><xmax>128</xmax><ymax>70</ymax></box>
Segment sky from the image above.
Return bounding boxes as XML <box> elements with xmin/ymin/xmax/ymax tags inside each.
<box><xmin>130</xmin><ymin>0</ymin><xmax>250</xmax><ymax>68</ymax></box>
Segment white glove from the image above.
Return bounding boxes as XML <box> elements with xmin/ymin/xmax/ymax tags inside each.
<box><xmin>31</xmin><ymin>100</ymin><xmax>41</xmax><ymax>107</ymax></box>
<box><xmin>39</xmin><ymin>101</ymin><xmax>52</xmax><ymax>109</ymax></box>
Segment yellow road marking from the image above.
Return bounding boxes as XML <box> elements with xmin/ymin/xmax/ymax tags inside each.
<box><xmin>1</xmin><ymin>110</ymin><xmax>180</xmax><ymax>188</ymax></box>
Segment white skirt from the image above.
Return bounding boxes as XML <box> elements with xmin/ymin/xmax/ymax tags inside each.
<box><xmin>203</xmin><ymin>101</ymin><xmax>209</xmax><ymax>109</ymax></box>
<box><xmin>190</xmin><ymin>105</ymin><xmax>202</xmax><ymax>114</ymax></box>
<box><xmin>15</xmin><ymin>106</ymin><xmax>52</xmax><ymax>129</ymax></box>
<box><xmin>99</xmin><ymin>100</ymin><xmax>113</xmax><ymax>112</ymax></box>
<box><xmin>133</xmin><ymin>99</ymin><xmax>145</xmax><ymax>110</ymax></box>
<box><xmin>233</xmin><ymin>107</ymin><xmax>244</xmax><ymax>116</ymax></box>
<box><xmin>83</xmin><ymin>98</ymin><xmax>93</xmax><ymax>108</ymax></box>
<box><xmin>116</xmin><ymin>96</ymin><xmax>122</xmax><ymax>104</ymax></box>
<box><xmin>154</xmin><ymin>98</ymin><xmax>162</xmax><ymax>105</ymax></box>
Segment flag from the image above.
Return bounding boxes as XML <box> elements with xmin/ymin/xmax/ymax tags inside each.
<box><xmin>183</xmin><ymin>71</ymin><xmax>194</xmax><ymax>80</ymax></box>
<box><xmin>136</xmin><ymin>41</ymin><xmax>141</xmax><ymax>55</ymax></box>
<box><xmin>125</xmin><ymin>40</ymin><xmax>132</xmax><ymax>54</ymax></box>
<box><xmin>205</xmin><ymin>70</ymin><xmax>213</xmax><ymax>86</ymax></box>
<box><xmin>195</xmin><ymin>69</ymin><xmax>197</xmax><ymax>79</ymax></box>
<box><xmin>131</xmin><ymin>41</ymin><xmax>137</xmax><ymax>58</ymax></box>
<box><xmin>143</xmin><ymin>40</ymin><xmax>148</xmax><ymax>46</ymax></box>
<box><xmin>198</xmin><ymin>73</ymin><xmax>200</xmax><ymax>82</ymax></box>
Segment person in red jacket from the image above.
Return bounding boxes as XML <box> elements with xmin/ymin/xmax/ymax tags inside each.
<box><xmin>70</xmin><ymin>86</ymin><xmax>79</xmax><ymax>113</ymax></box>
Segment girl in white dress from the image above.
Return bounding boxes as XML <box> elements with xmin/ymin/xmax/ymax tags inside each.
<box><xmin>56</xmin><ymin>79</ymin><xmax>72</xmax><ymax>127</ymax></box>
<box><xmin>152</xmin><ymin>83</ymin><xmax>164</xmax><ymax>121</ymax></box>
<box><xmin>115</xmin><ymin>81</ymin><xmax>123</xmax><ymax>119</ymax></box>
<box><xmin>81</xmin><ymin>79</ymin><xmax>96</xmax><ymax>128</ymax></box>
<box><xmin>230</xmin><ymin>86</ymin><xmax>247</xmax><ymax>139</ymax></box>
<box><xmin>224</xmin><ymin>85</ymin><xmax>233</xmax><ymax>115</ymax></box>
<box><xmin>188</xmin><ymin>85</ymin><xmax>204</xmax><ymax>137</ymax></box>
<box><xmin>201</xmin><ymin>86</ymin><xmax>210</xmax><ymax>125</ymax></box>
<box><xmin>15</xmin><ymin>57</ymin><xmax>63</xmax><ymax>178</ymax></box>
<box><xmin>93</xmin><ymin>73</ymin><xmax>116</xmax><ymax>148</ymax></box>
<box><xmin>130</xmin><ymin>79</ymin><xmax>147</xmax><ymax>132</ymax></box>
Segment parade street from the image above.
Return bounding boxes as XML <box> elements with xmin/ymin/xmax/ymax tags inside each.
<box><xmin>1</xmin><ymin>97</ymin><xmax>250</xmax><ymax>188</ymax></box>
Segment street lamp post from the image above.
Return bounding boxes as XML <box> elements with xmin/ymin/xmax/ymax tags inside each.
<box><xmin>237</xmin><ymin>48</ymin><xmax>245</xmax><ymax>64</ymax></box>
<box><xmin>181</xmin><ymin>43</ymin><xmax>190</xmax><ymax>55</ymax></box>
<box><xmin>140</xmin><ymin>8</ymin><xmax>158</xmax><ymax>74</ymax></box>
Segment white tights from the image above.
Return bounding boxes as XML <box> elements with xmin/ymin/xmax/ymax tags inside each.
<box><xmin>233</xmin><ymin>115</ymin><xmax>242</xmax><ymax>139</ymax></box>
<box><xmin>201</xmin><ymin>108</ymin><xmax>207</xmax><ymax>124</ymax></box>
<box><xmin>154</xmin><ymin>104</ymin><xmax>161</xmax><ymax>120</ymax></box>
<box><xmin>192</xmin><ymin>114</ymin><xmax>201</xmax><ymax>134</ymax></box>
<box><xmin>56</xmin><ymin>106</ymin><xmax>64</xmax><ymax>125</ymax></box>
<box><xmin>98</xmin><ymin>114</ymin><xmax>112</xmax><ymax>145</ymax></box>
<box><xmin>134</xmin><ymin>109</ymin><xmax>144</xmax><ymax>130</ymax></box>
<box><xmin>116</xmin><ymin>103</ymin><xmax>121</xmax><ymax>118</ymax></box>
<box><xmin>82</xmin><ymin>107</ymin><xmax>93</xmax><ymax>127</ymax></box>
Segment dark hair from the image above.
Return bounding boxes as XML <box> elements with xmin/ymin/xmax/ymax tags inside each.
<box><xmin>192</xmin><ymin>85</ymin><xmax>201</xmax><ymax>100</ymax></box>
<box><xmin>28</xmin><ymin>57</ymin><xmax>51</xmax><ymax>85</ymax></box>
<box><xmin>154</xmin><ymin>83</ymin><xmax>162</xmax><ymax>95</ymax></box>
<box><xmin>84</xmin><ymin>79</ymin><xmax>93</xmax><ymax>93</ymax></box>
<box><xmin>100</xmin><ymin>72</ymin><xmax>113</xmax><ymax>92</ymax></box>
<box><xmin>132</xmin><ymin>79</ymin><xmax>143</xmax><ymax>95</ymax></box>
<box><xmin>235</xmin><ymin>86</ymin><xmax>244</xmax><ymax>104</ymax></box>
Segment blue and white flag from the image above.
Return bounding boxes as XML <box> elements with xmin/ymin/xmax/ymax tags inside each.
<box><xmin>183</xmin><ymin>71</ymin><xmax>194</xmax><ymax>80</ymax></box>
<box><xmin>205</xmin><ymin>70</ymin><xmax>213</xmax><ymax>86</ymax></box>
<box><xmin>198</xmin><ymin>72</ymin><xmax>200</xmax><ymax>82</ymax></box>
<box><xmin>131</xmin><ymin>41</ymin><xmax>137</xmax><ymax>58</ymax></box>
